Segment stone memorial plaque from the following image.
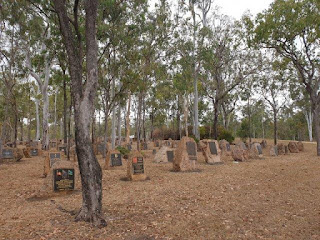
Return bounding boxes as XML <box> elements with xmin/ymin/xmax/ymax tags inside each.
<box><xmin>226</xmin><ymin>143</ymin><xmax>231</xmax><ymax>151</ymax></box>
<box><xmin>166</xmin><ymin>150</ymin><xmax>174</xmax><ymax>162</ymax></box>
<box><xmin>257</xmin><ymin>145</ymin><xmax>263</xmax><ymax>155</ymax></box>
<box><xmin>97</xmin><ymin>144</ymin><xmax>106</xmax><ymax>155</ymax></box>
<box><xmin>110</xmin><ymin>153</ymin><xmax>122</xmax><ymax>166</ymax></box>
<box><xmin>132</xmin><ymin>157</ymin><xmax>144</xmax><ymax>174</ymax></box>
<box><xmin>209</xmin><ymin>142</ymin><xmax>218</xmax><ymax>155</ymax></box>
<box><xmin>50</xmin><ymin>153</ymin><xmax>61</xmax><ymax>167</ymax></box>
<box><xmin>53</xmin><ymin>169</ymin><xmax>75</xmax><ymax>191</ymax></box>
<box><xmin>186</xmin><ymin>142</ymin><xmax>197</xmax><ymax>161</ymax></box>
<box><xmin>2</xmin><ymin>149</ymin><xmax>13</xmax><ymax>159</ymax></box>
<box><xmin>30</xmin><ymin>148</ymin><xmax>38</xmax><ymax>156</ymax></box>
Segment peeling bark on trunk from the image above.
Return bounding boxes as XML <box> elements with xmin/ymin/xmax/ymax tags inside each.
<box><xmin>53</xmin><ymin>0</ymin><xmax>106</xmax><ymax>227</ymax></box>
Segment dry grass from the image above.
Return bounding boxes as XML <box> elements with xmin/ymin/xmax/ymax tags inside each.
<box><xmin>0</xmin><ymin>139</ymin><xmax>320</xmax><ymax>239</ymax></box>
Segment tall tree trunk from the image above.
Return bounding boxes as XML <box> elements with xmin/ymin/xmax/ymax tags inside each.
<box><xmin>247</xmin><ymin>98</ymin><xmax>252</xmax><ymax>144</ymax></box>
<box><xmin>213</xmin><ymin>99</ymin><xmax>219</xmax><ymax>140</ymax></box>
<box><xmin>313</xmin><ymin>106</ymin><xmax>320</xmax><ymax>156</ymax></box>
<box><xmin>304</xmin><ymin>110</ymin><xmax>313</xmax><ymax>142</ymax></box>
<box><xmin>92</xmin><ymin>114</ymin><xmax>96</xmax><ymax>144</ymax></box>
<box><xmin>35</xmin><ymin>98</ymin><xmax>40</xmax><ymax>141</ymax></box>
<box><xmin>20</xmin><ymin>118</ymin><xmax>23</xmax><ymax>142</ymax></box>
<box><xmin>142</xmin><ymin>97</ymin><xmax>146</xmax><ymax>141</ymax></box>
<box><xmin>63</xmin><ymin>76</ymin><xmax>68</xmax><ymax>144</ymax></box>
<box><xmin>103</xmin><ymin>102</ymin><xmax>109</xmax><ymax>158</ymax></box>
<box><xmin>54</xmin><ymin>90</ymin><xmax>58</xmax><ymax>141</ymax></box>
<box><xmin>111</xmin><ymin>78</ymin><xmax>116</xmax><ymax>150</ymax></box>
<box><xmin>273</xmin><ymin>108</ymin><xmax>277</xmax><ymax>145</ymax></box>
<box><xmin>53</xmin><ymin>0</ymin><xmax>106</xmax><ymax>226</ymax></box>
<box><xmin>136</xmin><ymin>92</ymin><xmax>143</xmax><ymax>150</ymax></box>
<box><xmin>183</xmin><ymin>94</ymin><xmax>188</xmax><ymax>137</ymax></box>
<box><xmin>42</xmin><ymin>88</ymin><xmax>49</xmax><ymax>150</ymax></box>
<box><xmin>13</xmin><ymin>101</ymin><xmax>18</xmax><ymax>147</ymax></box>
<box><xmin>125</xmin><ymin>93</ymin><xmax>131</xmax><ymax>144</ymax></box>
<box><xmin>117</xmin><ymin>105</ymin><xmax>121</xmax><ymax>146</ymax></box>
<box><xmin>191</xmin><ymin>2</ymin><xmax>199</xmax><ymax>140</ymax></box>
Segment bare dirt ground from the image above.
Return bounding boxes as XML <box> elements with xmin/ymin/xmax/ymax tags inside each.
<box><xmin>1</xmin><ymin>139</ymin><xmax>320</xmax><ymax>240</ymax></box>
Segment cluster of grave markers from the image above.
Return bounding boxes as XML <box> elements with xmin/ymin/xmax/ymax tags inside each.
<box><xmin>0</xmin><ymin>137</ymin><xmax>306</xmax><ymax>194</ymax></box>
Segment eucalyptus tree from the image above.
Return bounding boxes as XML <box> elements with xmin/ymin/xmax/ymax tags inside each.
<box><xmin>248</xmin><ymin>0</ymin><xmax>320</xmax><ymax>154</ymax></box>
<box><xmin>0</xmin><ymin>11</ymin><xmax>26</xmax><ymax>145</ymax></box>
<box><xmin>258</xmin><ymin>55</ymin><xmax>290</xmax><ymax>145</ymax></box>
<box><xmin>23</xmin><ymin>4</ymin><xmax>56</xmax><ymax>150</ymax></box>
<box><xmin>201</xmin><ymin>15</ymin><xmax>261</xmax><ymax>140</ymax></box>
<box><xmin>53</xmin><ymin>0</ymin><xmax>106</xmax><ymax>227</ymax></box>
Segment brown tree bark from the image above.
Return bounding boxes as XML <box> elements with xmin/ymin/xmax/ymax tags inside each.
<box><xmin>53</xmin><ymin>0</ymin><xmax>106</xmax><ymax>227</ymax></box>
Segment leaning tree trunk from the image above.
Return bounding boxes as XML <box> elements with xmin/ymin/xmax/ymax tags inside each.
<box><xmin>53</xmin><ymin>0</ymin><xmax>106</xmax><ymax>227</ymax></box>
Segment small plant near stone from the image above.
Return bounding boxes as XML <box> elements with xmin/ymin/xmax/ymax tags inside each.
<box><xmin>116</xmin><ymin>146</ymin><xmax>130</xmax><ymax>159</ymax></box>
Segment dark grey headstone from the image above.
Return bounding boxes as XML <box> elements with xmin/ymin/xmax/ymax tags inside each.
<box><xmin>2</xmin><ymin>149</ymin><xmax>13</xmax><ymax>159</ymax></box>
<box><xmin>143</xmin><ymin>143</ymin><xmax>148</xmax><ymax>150</ymax></box>
<box><xmin>50</xmin><ymin>153</ymin><xmax>61</xmax><ymax>167</ymax></box>
<box><xmin>30</xmin><ymin>148</ymin><xmax>39</xmax><ymax>156</ymax></box>
<box><xmin>166</xmin><ymin>150</ymin><xmax>174</xmax><ymax>162</ymax></box>
<box><xmin>97</xmin><ymin>144</ymin><xmax>106</xmax><ymax>155</ymax></box>
<box><xmin>186</xmin><ymin>142</ymin><xmax>197</xmax><ymax>161</ymax></box>
<box><xmin>257</xmin><ymin>145</ymin><xmax>263</xmax><ymax>155</ymax></box>
<box><xmin>226</xmin><ymin>143</ymin><xmax>231</xmax><ymax>151</ymax></box>
<box><xmin>110</xmin><ymin>153</ymin><xmax>122</xmax><ymax>166</ymax></box>
<box><xmin>127</xmin><ymin>144</ymin><xmax>132</xmax><ymax>151</ymax></box>
<box><xmin>53</xmin><ymin>169</ymin><xmax>75</xmax><ymax>191</ymax></box>
<box><xmin>155</xmin><ymin>142</ymin><xmax>159</xmax><ymax>147</ymax></box>
<box><xmin>209</xmin><ymin>142</ymin><xmax>218</xmax><ymax>155</ymax></box>
<box><xmin>132</xmin><ymin>157</ymin><xmax>144</xmax><ymax>174</ymax></box>
<box><xmin>152</xmin><ymin>149</ymin><xmax>156</xmax><ymax>155</ymax></box>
